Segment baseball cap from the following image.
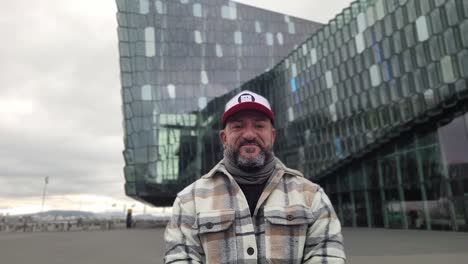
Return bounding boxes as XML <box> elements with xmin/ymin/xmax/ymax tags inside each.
<box><xmin>221</xmin><ymin>90</ymin><xmax>274</xmax><ymax>125</ymax></box>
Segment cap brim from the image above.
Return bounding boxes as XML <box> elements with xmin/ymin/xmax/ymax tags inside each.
<box><xmin>221</xmin><ymin>102</ymin><xmax>274</xmax><ymax>125</ymax></box>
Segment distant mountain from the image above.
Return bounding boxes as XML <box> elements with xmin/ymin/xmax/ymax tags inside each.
<box><xmin>18</xmin><ymin>210</ymin><xmax>170</xmax><ymax>221</ymax></box>
<box><xmin>93</xmin><ymin>211</ymin><xmax>126</xmax><ymax>219</ymax></box>
<box><xmin>25</xmin><ymin>210</ymin><xmax>96</xmax><ymax>219</ymax></box>
<box><xmin>133</xmin><ymin>214</ymin><xmax>171</xmax><ymax>220</ymax></box>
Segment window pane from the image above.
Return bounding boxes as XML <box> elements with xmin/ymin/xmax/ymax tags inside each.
<box><xmin>416</xmin><ymin>16</ymin><xmax>430</xmax><ymax>41</ymax></box>
<box><xmin>193</xmin><ymin>3</ymin><xmax>202</xmax><ymax>17</ymax></box>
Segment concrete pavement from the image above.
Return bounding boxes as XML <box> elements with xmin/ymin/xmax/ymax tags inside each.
<box><xmin>343</xmin><ymin>228</ymin><xmax>468</xmax><ymax>263</ymax></box>
<box><xmin>0</xmin><ymin>227</ymin><xmax>467</xmax><ymax>263</ymax></box>
<box><xmin>0</xmin><ymin>229</ymin><xmax>164</xmax><ymax>264</ymax></box>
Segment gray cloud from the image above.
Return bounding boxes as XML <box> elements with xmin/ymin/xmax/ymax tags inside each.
<box><xmin>235</xmin><ymin>0</ymin><xmax>354</xmax><ymax>23</ymax></box>
<box><xmin>0</xmin><ymin>0</ymin><xmax>124</xmax><ymax>198</ymax></box>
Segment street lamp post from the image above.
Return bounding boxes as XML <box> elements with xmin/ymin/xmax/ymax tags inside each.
<box><xmin>41</xmin><ymin>176</ymin><xmax>49</xmax><ymax>213</ymax></box>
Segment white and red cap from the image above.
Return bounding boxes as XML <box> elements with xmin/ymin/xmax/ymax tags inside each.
<box><xmin>222</xmin><ymin>90</ymin><xmax>274</xmax><ymax>125</ymax></box>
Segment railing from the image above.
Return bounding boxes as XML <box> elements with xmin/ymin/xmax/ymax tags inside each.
<box><xmin>0</xmin><ymin>218</ymin><xmax>170</xmax><ymax>233</ymax></box>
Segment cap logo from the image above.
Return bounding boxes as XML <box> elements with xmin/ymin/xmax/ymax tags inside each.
<box><xmin>238</xmin><ymin>93</ymin><xmax>255</xmax><ymax>103</ymax></box>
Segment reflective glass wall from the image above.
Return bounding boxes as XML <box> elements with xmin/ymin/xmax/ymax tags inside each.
<box><xmin>209</xmin><ymin>0</ymin><xmax>468</xmax><ymax>182</ymax></box>
<box><xmin>192</xmin><ymin>0</ymin><xmax>468</xmax><ymax>232</ymax></box>
<box><xmin>321</xmin><ymin>113</ymin><xmax>468</xmax><ymax>231</ymax></box>
<box><xmin>116</xmin><ymin>0</ymin><xmax>321</xmax><ymax>205</ymax></box>
<box><xmin>263</xmin><ymin>0</ymin><xmax>468</xmax><ymax>181</ymax></box>
<box><xmin>116</xmin><ymin>0</ymin><xmax>468</xmax><ymax>228</ymax></box>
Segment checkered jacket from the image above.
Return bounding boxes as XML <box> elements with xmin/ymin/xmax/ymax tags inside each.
<box><xmin>164</xmin><ymin>158</ymin><xmax>346</xmax><ymax>263</ymax></box>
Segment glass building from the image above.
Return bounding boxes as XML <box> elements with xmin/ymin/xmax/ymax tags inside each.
<box><xmin>117</xmin><ymin>0</ymin><xmax>468</xmax><ymax>231</ymax></box>
<box><xmin>116</xmin><ymin>0</ymin><xmax>322</xmax><ymax>205</ymax></box>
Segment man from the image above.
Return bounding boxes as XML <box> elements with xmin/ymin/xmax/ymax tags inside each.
<box><xmin>164</xmin><ymin>90</ymin><xmax>346</xmax><ymax>263</ymax></box>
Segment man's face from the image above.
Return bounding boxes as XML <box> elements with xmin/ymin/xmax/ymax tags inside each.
<box><xmin>219</xmin><ymin>110</ymin><xmax>276</xmax><ymax>171</ymax></box>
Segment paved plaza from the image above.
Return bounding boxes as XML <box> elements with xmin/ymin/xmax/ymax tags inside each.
<box><xmin>343</xmin><ymin>228</ymin><xmax>468</xmax><ymax>263</ymax></box>
<box><xmin>0</xmin><ymin>227</ymin><xmax>467</xmax><ymax>264</ymax></box>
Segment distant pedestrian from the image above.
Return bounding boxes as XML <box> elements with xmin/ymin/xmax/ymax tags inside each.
<box><xmin>126</xmin><ymin>209</ymin><xmax>133</xmax><ymax>228</ymax></box>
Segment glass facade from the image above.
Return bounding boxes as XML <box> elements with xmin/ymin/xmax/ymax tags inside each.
<box><xmin>322</xmin><ymin>113</ymin><xmax>468</xmax><ymax>231</ymax></box>
<box><xmin>116</xmin><ymin>0</ymin><xmax>322</xmax><ymax>205</ymax></box>
<box><xmin>116</xmin><ymin>0</ymin><xmax>468</xmax><ymax>231</ymax></box>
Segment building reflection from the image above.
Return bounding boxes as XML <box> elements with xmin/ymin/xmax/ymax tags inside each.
<box><xmin>322</xmin><ymin>113</ymin><xmax>468</xmax><ymax>231</ymax></box>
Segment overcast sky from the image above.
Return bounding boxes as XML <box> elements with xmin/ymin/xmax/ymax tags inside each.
<box><xmin>0</xmin><ymin>0</ymin><xmax>353</xmax><ymax>213</ymax></box>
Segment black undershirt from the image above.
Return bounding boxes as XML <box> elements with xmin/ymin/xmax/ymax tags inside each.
<box><xmin>238</xmin><ymin>181</ymin><xmax>268</xmax><ymax>216</ymax></box>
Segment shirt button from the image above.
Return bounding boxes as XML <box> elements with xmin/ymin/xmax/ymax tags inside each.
<box><xmin>206</xmin><ymin>222</ymin><xmax>213</xmax><ymax>229</ymax></box>
<box><xmin>247</xmin><ymin>247</ymin><xmax>255</xmax><ymax>255</ymax></box>
<box><xmin>287</xmin><ymin>214</ymin><xmax>294</xmax><ymax>221</ymax></box>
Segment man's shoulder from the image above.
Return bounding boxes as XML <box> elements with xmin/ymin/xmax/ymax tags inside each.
<box><xmin>176</xmin><ymin>170</ymin><xmax>227</xmax><ymax>201</ymax></box>
<box><xmin>282</xmin><ymin>172</ymin><xmax>322</xmax><ymax>194</ymax></box>
<box><xmin>277</xmin><ymin>160</ymin><xmax>321</xmax><ymax>192</ymax></box>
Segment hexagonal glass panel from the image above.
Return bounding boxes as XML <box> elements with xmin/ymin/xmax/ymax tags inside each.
<box><xmin>141</xmin><ymin>85</ymin><xmax>152</xmax><ymax>100</ymax></box>
<box><xmin>416</xmin><ymin>16</ymin><xmax>430</xmax><ymax>42</ymax></box>
<box><xmin>139</xmin><ymin>0</ymin><xmax>149</xmax><ymax>14</ymax></box>
<box><xmin>440</xmin><ymin>55</ymin><xmax>456</xmax><ymax>83</ymax></box>
<box><xmin>193</xmin><ymin>3</ymin><xmax>202</xmax><ymax>17</ymax></box>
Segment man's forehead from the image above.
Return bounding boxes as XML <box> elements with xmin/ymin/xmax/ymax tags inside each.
<box><xmin>226</xmin><ymin>110</ymin><xmax>271</xmax><ymax>122</ymax></box>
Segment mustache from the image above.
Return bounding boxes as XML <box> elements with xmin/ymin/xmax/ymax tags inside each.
<box><xmin>239</xmin><ymin>139</ymin><xmax>261</xmax><ymax>147</ymax></box>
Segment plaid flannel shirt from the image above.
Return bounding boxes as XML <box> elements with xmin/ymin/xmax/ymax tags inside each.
<box><xmin>164</xmin><ymin>158</ymin><xmax>346</xmax><ymax>263</ymax></box>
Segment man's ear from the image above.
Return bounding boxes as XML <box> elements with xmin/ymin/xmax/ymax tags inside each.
<box><xmin>219</xmin><ymin>129</ymin><xmax>227</xmax><ymax>146</ymax></box>
<box><xmin>271</xmin><ymin>127</ymin><xmax>276</xmax><ymax>143</ymax></box>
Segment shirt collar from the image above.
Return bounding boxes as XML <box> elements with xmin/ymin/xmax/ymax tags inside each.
<box><xmin>201</xmin><ymin>157</ymin><xmax>304</xmax><ymax>180</ymax></box>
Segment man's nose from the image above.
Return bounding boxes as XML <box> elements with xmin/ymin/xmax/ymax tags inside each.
<box><xmin>242</xmin><ymin>125</ymin><xmax>256</xmax><ymax>140</ymax></box>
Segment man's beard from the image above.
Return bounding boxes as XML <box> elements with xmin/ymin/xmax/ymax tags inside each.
<box><xmin>224</xmin><ymin>140</ymin><xmax>273</xmax><ymax>172</ymax></box>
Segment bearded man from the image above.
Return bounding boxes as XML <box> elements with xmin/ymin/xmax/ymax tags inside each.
<box><xmin>164</xmin><ymin>91</ymin><xmax>346</xmax><ymax>264</ymax></box>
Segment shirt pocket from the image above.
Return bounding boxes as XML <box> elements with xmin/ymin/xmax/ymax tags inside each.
<box><xmin>264</xmin><ymin>205</ymin><xmax>314</xmax><ymax>263</ymax></box>
<box><xmin>197</xmin><ymin>209</ymin><xmax>237</xmax><ymax>264</ymax></box>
